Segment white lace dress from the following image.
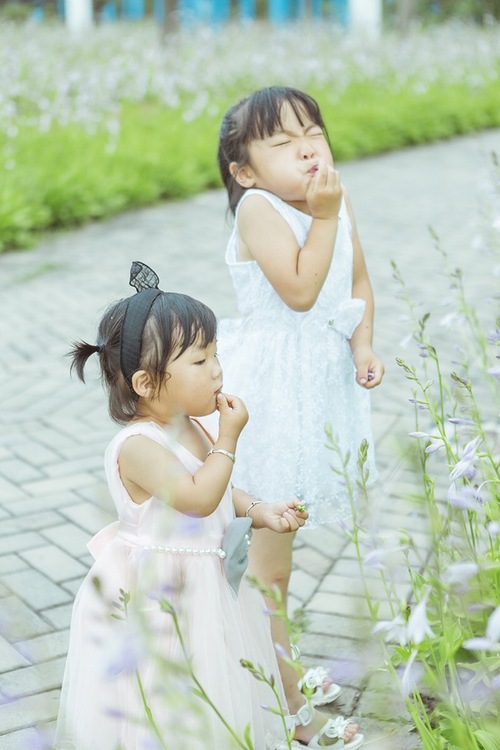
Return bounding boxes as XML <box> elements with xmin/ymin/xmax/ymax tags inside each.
<box><xmin>218</xmin><ymin>189</ymin><xmax>377</xmax><ymax>526</ymax></box>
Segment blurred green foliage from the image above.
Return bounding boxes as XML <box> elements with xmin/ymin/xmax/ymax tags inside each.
<box><xmin>1</xmin><ymin>72</ymin><xmax>499</xmax><ymax>252</ymax></box>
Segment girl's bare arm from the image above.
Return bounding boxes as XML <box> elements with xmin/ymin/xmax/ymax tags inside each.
<box><xmin>232</xmin><ymin>487</ymin><xmax>308</xmax><ymax>532</ymax></box>
<box><xmin>237</xmin><ymin>161</ymin><xmax>342</xmax><ymax>311</ymax></box>
<box><xmin>119</xmin><ymin>394</ymin><xmax>248</xmax><ymax>516</ymax></box>
<box><xmin>345</xmin><ymin>188</ymin><xmax>384</xmax><ymax>388</ymax></box>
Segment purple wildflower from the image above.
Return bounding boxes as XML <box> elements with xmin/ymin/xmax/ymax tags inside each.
<box><xmin>146</xmin><ymin>581</ymin><xmax>178</xmax><ymax>602</ymax></box>
<box><xmin>439</xmin><ymin>312</ymin><xmax>463</xmax><ymax>329</ymax></box>
<box><xmin>373</xmin><ymin>614</ymin><xmax>408</xmax><ymax>646</ymax></box>
<box><xmin>398</xmin><ymin>650</ymin><xmax>424</xmax><ymax>696</ymax></box>
<box><xmin>141</xmin><ymin>735</ymin><xmax>163</xmax><ymax>749</ymax></box>
<box><xmin>463</xmin><ymin>605</ymin><xmax>500</xmax><ymax>651</ymax></box>
<box><xmin>105</xmin><ymin>707</ymin><xmax>129</xmax><ymax>719</ymax></box>
<box><xmin>442</xmin><ymin>561</ymin><xmax>479</xmax><ymax>591</ymax></box>
<box><xmin>425</xmin><ymin>439</ymin><xmax>445</xmax><ymax>454</ymax></box>
<box><xmin>175</xmin><ymin>514</ymin><xmax>204</xmax><ymax>535</ymax></box>
<box><xmin>447</xmin><ymin>485</ymin><xmax>479</xmax><ymax>511</ymax></box>
<box><xmin>399</xmin><ymin>333</ymin><xmax>413</xmax><ymax>349</ymax></box>
<box><xmin>449</xmin><ymin>436</ymin><xmax>481</xmax><ymax>482</ymax></box>
<box><xmin>468</xmin><ymin>602</ymin><xmax>491</xmax><ymax>613</ymax></box>
<box><xmin>488</xmin><ymin>329</ymin><xmax>500</xmax><ymax>343</ymax></box>
<box><xmin>486</xmin><ymin>521</ymin><xmax>499</xmax><ymax>540</ymax></box>
<box><xmin>103</xmin><ymin>627</ymin><xmax>144</xmax><ymax>678</ymax></box>
<box><xmin>25</xmin><ymin>728</ymin><xmax>55</xmax><ymax>750</ymax></box>
<box><xmin>274</xmin><ymin>642</ymin><xmax>288</xmax><ymax>659</ymax></box>
<box><xmin>407</xmin><ymin>588</ymin><xmax>434</xmax><ymax>644</ymax></box>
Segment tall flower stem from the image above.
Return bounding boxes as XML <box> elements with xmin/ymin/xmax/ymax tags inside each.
<box><xmin>159</xmin><ymin>599</ymin><xmax>255</xmax><ymax>750</ymax></box>
<box><xmin>135</xmin><ymin>671</ymin><xmax>171</xmax><ymax>750</ymax></box>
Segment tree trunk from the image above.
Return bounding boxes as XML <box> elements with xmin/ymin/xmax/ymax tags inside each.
<box><xmin>398</xmin><ymin>0</ymin><xmax>414</xmax><ymax>34</ymax></box>
<box><xmin>162</xmin><ymin>0</ymin><xmax>178</xmax><ymax>36</ymax></box>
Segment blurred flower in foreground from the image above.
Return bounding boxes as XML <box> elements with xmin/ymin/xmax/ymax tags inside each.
<box><xmin>486</xmin><ymin>521</ymin><xmax>499</xmax><ymax>540</ymax></box>
<box><xmin>449</xmin><ymin>436</ymin><xmax>481</xmax><ymax>482</ymax></box>
<box><xmin>425</xmin><ymin>438</ymin><xmax>446</xmax><ymax>454</ymax></box>
<box><xmin>362</xmin><ymin>546</ymin><xmax>407</xmax><ymax>570</ymax></box>
<box><xmin>447</xmin><ymin>484</ymin><xmax>480</xmax><ymax>511</ymax></box>
<box><xmin>373</xmin><ymin>614</ymin><xmax>408</xmax><ymax>646</ymax></box>
<box><xmin>26</xmin><ymin>729</ymin><xmax>55</xmax><ymax>750</ymax></box>
<box><xmin>103</xmin><ymin>625</ymin><xmax>145</xmax><ymax>678</ymax></box>
<box><xmin>463</xmin><ymin>606</ymin><xmax>500</xmax><ymax>651</ymax></box>
<box><xmin>407</xmin><ymin>588</ymin><xmax>435</xmax><ymax>645</ymax></box>
<box><xmin>486</xmin><ymin>365</ymin><xmax>500</xmax><ymax>378</ymax></box>
<box><xmin>442</xmin><ymin>561</ymin><xmax>479</xmax><ymax>592</ymax></box>
<box><xmin>399</xmin><ymin>650</ymin><xmax>425</xmax><ymax>696</ymax></box>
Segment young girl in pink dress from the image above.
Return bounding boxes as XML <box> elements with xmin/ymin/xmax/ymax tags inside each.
<box><xmin>54</xmin><ymin>262</ymin><xmax>309</xmax><ymax>750</ymax></box>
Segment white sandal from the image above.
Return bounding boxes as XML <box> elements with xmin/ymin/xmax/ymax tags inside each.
<box><xmin>298</xmin><ymin>666</ymin><xmax>342</xmax><ymax>707</ymax></box>
<box><xmin>291</xmin><ymin>701</ymin><xmax>364</xmax><ymax>749</ymax></box>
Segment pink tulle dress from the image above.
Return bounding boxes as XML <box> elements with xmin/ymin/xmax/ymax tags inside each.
<box><xmin>54</xmin><ymin>420</ymin><xmax>287</xmax><ymax>750</ymax></box>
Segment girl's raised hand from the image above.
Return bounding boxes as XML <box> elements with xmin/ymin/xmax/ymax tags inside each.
<box><xmin>216</xmin><ymin>392</ymin><xmax>249</xmax><ymax>441</ymax></box>
<box><xmin>306</xmin><ymin>158</ymin><xmax>343</xmax><ymax>221</ymax></box>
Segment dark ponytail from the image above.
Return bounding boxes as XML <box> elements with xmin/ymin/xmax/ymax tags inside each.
<box><xmin>67</xmin><ymin>292</ymin><xmax>217</xmax><ymax>425</ymax></box>
<box><xmin>68</xmin><ymin>341</ymin><xmax>103</xmax><ymax>383</ymax></box>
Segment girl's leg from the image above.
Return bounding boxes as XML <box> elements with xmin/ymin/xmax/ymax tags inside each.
<box><xmin>249</xmin><ymin>528</ymin><xmax>359</xmax><ymax>745</ymax></box>
<box><xmin>248</xmin><ymin>528</ymin><xmax>299</xmax><ymax>704</ymax></box>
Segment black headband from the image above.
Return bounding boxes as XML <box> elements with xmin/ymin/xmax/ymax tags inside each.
<box><xmin>119</xmin><ymin>262</ymin><xmax>162</xmax><ymax>397</ymax></box>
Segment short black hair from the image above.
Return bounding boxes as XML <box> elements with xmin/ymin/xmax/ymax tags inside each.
<box><xmin>69</xmin><ymin>292</ymin><xmax>217</xmax><ymax>424</ymax></box>
<box><xmin>217</xmin><ymin>86</ymin><xmax>330</xmax><ymax>213</ymax></box>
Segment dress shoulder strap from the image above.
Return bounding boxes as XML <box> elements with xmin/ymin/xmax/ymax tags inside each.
<box><xmin>227</xmin><ymin>189</ymin><xmax>307</xmax><ymax>264</ymax></box>
<box><xmin>235</xmin><ymin>188</ymin><xmax>290</xmax><ymax>223</ymax></box>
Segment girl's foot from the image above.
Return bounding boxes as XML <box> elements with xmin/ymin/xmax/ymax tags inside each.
<box><xmin>291</xmin><ymin>702</ymin><xmax>363</xmax><ymax>748</ymax></box>
<box><xmin>298</xmin><ymin>666</ymin><xmax>342</xmax><ymax>706</ymax></box>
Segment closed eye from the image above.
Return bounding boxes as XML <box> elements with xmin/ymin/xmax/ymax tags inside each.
<box><xmin>272</xmin><ymin>140</ymin><xmax>291</xmax><ymax>147</ymax></box>
<box><xmin>194</xmin><ymin>359</ymin><xmax>206</xmax><ymax>366</ymax></box>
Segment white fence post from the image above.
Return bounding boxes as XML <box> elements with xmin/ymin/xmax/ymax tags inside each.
<box><xmin>349</xmin><ymin>0</ymin><xmax>382</xmax><ymax>37</ymax></box>
<box><xmin>65</xmin><ymin>0</ymin><xmax>93</xmax><ymax>32</ymax></box>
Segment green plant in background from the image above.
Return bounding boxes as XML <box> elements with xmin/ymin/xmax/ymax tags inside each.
<box><xmin>1</xmin><ymin>20</ymin><xmax>500</xmax><ymax>251</ymax></box>
<box><xmin>334</xmin><ymin>154</ymin><xmax>500</xmax><ymax>749</ymax></box>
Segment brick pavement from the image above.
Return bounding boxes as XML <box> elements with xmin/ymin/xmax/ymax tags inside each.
<box><xmin>0</xmin><ymin>128</ymin><xmax>498</xmax><ymax>748</ymax></box>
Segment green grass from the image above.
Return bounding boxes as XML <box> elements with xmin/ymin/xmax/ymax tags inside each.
<box><xmin>2</xmin><ymin>72</ymin><xmax>500</xmax><ymax>252</ymax></box>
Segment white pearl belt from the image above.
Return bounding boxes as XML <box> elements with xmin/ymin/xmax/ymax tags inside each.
<box><xmin>142</xmin><ymin>545</ymin><xmax>226</xmax><ymax>559</ymax></box>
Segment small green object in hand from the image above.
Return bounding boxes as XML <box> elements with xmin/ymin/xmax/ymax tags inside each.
<box><xmin>296</xmin><ymin>504</ymin><xmax>306</xmax><ymax>513</ymax></box>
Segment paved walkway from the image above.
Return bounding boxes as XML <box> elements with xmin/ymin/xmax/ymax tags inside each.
<box><xmin>0</xmin><ymin>128</ymin><xmax>498</xmax><ymax>749</ymax></box>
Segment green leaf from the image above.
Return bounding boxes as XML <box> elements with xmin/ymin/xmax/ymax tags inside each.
<box><xmin>243</xmin><ymin>723</ymin><xmax>254</xmax><ymax>748</ymax></box>
<box><xmin>474</xmin><ymin>730</ymin><xmax>500</xmax><ymax>750</ymax></box>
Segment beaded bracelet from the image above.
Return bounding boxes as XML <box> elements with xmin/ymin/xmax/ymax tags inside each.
<box><xmin>207</xmin><ymin>448</ymin><xmax>236</xmax><ymax>464</ymax></box>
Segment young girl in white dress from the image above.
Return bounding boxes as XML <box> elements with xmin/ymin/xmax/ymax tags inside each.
<box><xmin>54</xmin><ymin>262</ymin><xmax>311</xmax><ymax>750</ymax></box>
<box><xmin>217</xmin><ymin>86</ymin><xmax>384</xmax><ymax>746</ymax></box>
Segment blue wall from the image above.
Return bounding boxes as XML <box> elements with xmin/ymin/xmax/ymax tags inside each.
<box><xmin>54</xmin><ymin>0</ymin><xmax>350</xmax><ymax>25</ymax></box>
